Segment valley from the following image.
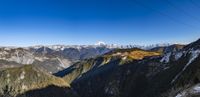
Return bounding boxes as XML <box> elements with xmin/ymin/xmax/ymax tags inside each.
<box><xmin>0</xmin><ymin>38</ymin><xmax>199</xmax><ymax>97</ymax></box>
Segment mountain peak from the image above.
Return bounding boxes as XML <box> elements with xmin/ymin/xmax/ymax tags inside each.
<box><xmin>95</xmin><ymin>41</ymin><xmax>106</xmax><ymax>46</ymax></box>
<box><xmin>183</xmin><ymin>38</ymin><xmax>200</xmax><ymax>50</ymax></box>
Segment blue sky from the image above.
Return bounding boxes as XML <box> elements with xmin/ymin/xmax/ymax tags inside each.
<box><xmin>0</xmin><ymin>0</ymin><xmax>200</xmax><ymax>46</ymax></box>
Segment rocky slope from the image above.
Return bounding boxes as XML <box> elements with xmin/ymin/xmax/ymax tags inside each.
<box><xmin>0</xmin><ymin>65</ymin><xmax>78</xmax><ymax>97</ymax></box>
<box><xmin>0</xmin><ymin>45</ymin><xmax>115</xmax><ymax>73</ymax></box>
<box><xmin>0</xmin><ymin>43</ymin><xmax>171</xmax><ymax>74</ymax></box>
<box><xmin>55</xmin><ymin>38</ymin><xmax>200</xmax><ymax>97</ymax></box>
<box><xmin>54</xmin><ymin>48</ymin><xmax>161</xmax><ymax>84</ymax></box>
<box><xmin>0</xmin><ymin>40</ymin><xmax>197</xmax><ymax>97</ymax></box>
<box><xmin>150</xmin><ymin>44</ymin><xmax>185</xmax><ymax>54</ymax></box>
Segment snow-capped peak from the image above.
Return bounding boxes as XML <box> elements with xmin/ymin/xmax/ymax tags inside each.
<box><xmin>95</xmin><ymin>41</ymin><xmax>106</xmax><ymax>46</ymax></box>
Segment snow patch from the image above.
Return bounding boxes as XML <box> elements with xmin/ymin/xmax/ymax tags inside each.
<box><xmin>37</xmin><ymin>73</ymin><xmax>41</xmax><ymax>77</ymax></box>
<box><xmin>175</xmin><ymin>52</ymin><xmax>183</xmax><ymax>60</ymax></box>
<box><xmin>95</xmin><ymin>41</ymin><xmax>106</xmax><ymax>46</ymax></box>
<box><xmin>175</xmin><ymin>84</ymin><xmax>200</xmax><ymax>97</ymax></box>
<box><xmin>7</xmin><ymin>79</ymin><xmax>10</xmax><ymax>83</ymax></box>
<box><xmin>160</xmin><ymin>53</ymin><xmax>171</xmax><ymax>63</ymax></box>
<box><xmin>6</xmin><ymin>73</ymin><xmax>10</xmax><ymax>83</ymax></box>
<box><xmin>6</xmin><ymin>73</ymin><xmax>10</xmax><ymax>78</ymax></box>
<box><xmin>56</xmin><ymin>57</ymin><xmax>66</xmax><ymax>68</ymax></box>
<box><xmin>122</xmin><ymin>56</ymin><xmax>127</xmax><ymax>60</ymax></box>
<box><xmin>164</xmin><ymin>67</ymin><xmax>170</xmax><ymax>70</ymax></box>
<box><xmin>104</xmin><ymin>87</ymin><xmax>115</xmax><ymax>95</ymax></box>
<box><xmin>22</xmin><ymin>84</ymin><xmax>27</xmax><ymax>90</ymax></box>
<box><xmin>175</xmin><ymin>94</ymin><xmax>182</xmax><ymax>97</ymax></box>
<box><xmin>20</xmin><ymin>71</ymin><xmax>25</xmax><ymax>80</ymax></box>
<box><xmin>192</xmin><ymin>84</ymin><xmax>200</xmax><ymax>93</ymax></box>
<box><xmin>175</xmin><ymin>92</ymin><xmax>186</xmax><ymax>97</ymax></box>
<box><xmin>171</xmin><ymin>50</ymin><xmax>200</xmax><ymax>83</ymax></box>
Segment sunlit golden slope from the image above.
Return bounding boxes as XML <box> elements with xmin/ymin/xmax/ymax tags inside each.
<box><xmin>105</xmin><ymin>48</ymin><xmax>161</xmax><ymax>60</ymax></box>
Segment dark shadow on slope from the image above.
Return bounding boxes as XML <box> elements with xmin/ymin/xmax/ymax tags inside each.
<box><xmin>16</xmin><ymin>85</ymin><xmax>78</xmax><ymax>97</ymax></box>
<box><xmin>72</xmin><ymin>57</ymin><xmax>121</xmax><ymax>84</ymax></box>
<box><xmin>71</xmin><ymin>54</ymin><xmax>198</xmax><ymax>97</ymax></box>
<box><xmin>54</xmin><ymin>56</ymin><xmax>105</xmax><ymax>77</ymax></box>
<box><xmin>54</xmin><ymin>65</ymin><xmax>76</xmax><ymax>77</ymax></box>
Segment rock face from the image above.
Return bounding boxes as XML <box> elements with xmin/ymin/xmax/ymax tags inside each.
<box><xmin>149</xmin><ymin>44</ymin><xmax>185</xmax><ymax>54</ymax></box>
<box><xmin>55</xmin><ymin>38</ymin><xmax>200</xmax><ymax>97</ymax></box>
<box><xmin>0</xmin><ymin>65</ymin><xmax>77</xmax><ymax>97</ymax></box>
<box><xmin>0</xmin><ymin>45</ymin><xmax>114</xmax><ymax>73</ymax></box>
<box><xmin>0</xmin><ymin>39</ymin><xmax>200</xmax><ymax>97</ymax></box>
<box><xmin>174</xmin><ymin>84</ymin><xmax>200</xmax><ymax>97</ymax></box>
<box><xmin>0</xmin><ymin>44</ymin><xmax>173</xmax><ymax>73</ymax></box>
<box><xmin>54</xmin><ymin>48</ymin><xmax>161</xmax><ymax>83</ymax></box>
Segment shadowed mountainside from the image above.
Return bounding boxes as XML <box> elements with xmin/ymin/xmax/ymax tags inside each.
<box><xmin>55</xmin><ymin>38</ymin><xmax>200</xmax><ymax>97</ymax></box>
<box><xmin>16</xmin><ymin>85</ymin><xmax>78</xmax><ymax>97</ymax></box>
<box><xmin>0</xmin><ymin>65</ymin><xmax>77</xmax><ymax>97</ymax></box>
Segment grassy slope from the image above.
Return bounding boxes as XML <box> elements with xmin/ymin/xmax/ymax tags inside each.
<box><xmin>0</xmin><ymin>65</ymin><xmax>70</xmax><ymax>97</ymax></box>
<box><xmin>60</xmin><ymin>48</ymin><xmax>161</xmax><ymax>84</ymax></box>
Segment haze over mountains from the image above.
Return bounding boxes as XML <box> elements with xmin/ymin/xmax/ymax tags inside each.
<box><xmin>0</xmin><ymin>43</ymin><xmax>170</xmax><ymax>73</ymax></box>
<box><xmin>0</xmin><ymin>0</ymin><xmax>200</xmax><ymax>96</ymax></box>
<box><xmin>0</xmin><ymin>38</ymin><xmax>200</xmax><ymax>97</ymax></box>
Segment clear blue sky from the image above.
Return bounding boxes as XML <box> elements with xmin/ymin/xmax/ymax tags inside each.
<box><xmin>0</xmin><ymin>0</ymin><xmax>200</xmax><ymax>46</ymax></box>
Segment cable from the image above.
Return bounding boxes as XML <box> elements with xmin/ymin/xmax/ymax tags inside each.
<box><xmin>165</xmin><ymin>0</ymin><xmax>200</xmax><ymax>23</ymax></box>
<box><xmin>132</xmin><ymin>0</ymin><xmax>198</xmax><ymax>29</ymax></box>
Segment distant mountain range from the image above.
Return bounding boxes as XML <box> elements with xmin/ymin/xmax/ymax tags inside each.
<box><xmin>0</xmin><ymin>45</ymin><xmax>113</xmax><ymax>73</ymax></box>
<box><xmin>1</xmin><ymin>39</ymin><xmax>199</xmax><ymax>97</ymax></box>
<box><xmin>55</xmin><ymin>39</ymin><xmax>200</xmax><ymax>97</ymax></box>
<box><xmin>0</xmin><ymin>43</ymin><xmax>171</xmax><ymax>73</ymax></box>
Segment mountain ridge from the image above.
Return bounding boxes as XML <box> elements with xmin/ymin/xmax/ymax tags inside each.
<box><xmin>0</xmin><ymin>43</ymin><xmax>173</xmax><ymax>74</ymax></box>
<box><xmin>54</xmin><ymin>38</ymin><xmax>200</xmax><ymax>97</ymax></box>
<box><xmin>0</xmin><ymin>65</ymin><xmax>79</xmax><ymax>97</ymax></box>
<box><xmin>0</xmin><ymin>39</ymin><xmax>198</xmax><ymax>97</ymax></box>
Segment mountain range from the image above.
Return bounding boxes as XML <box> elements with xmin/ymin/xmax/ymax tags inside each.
<box><xmin>0</xmin><ymin>39</ymin><xmax>200</xmax><ymax>97</ymax></box>
<box><xmin>55</xmin><ymin>39</ymin><xmax>199</xmax><ymax>97</ymax></box>
<box><xmin>0</xmin><ymin>45</ymin><xmax>115</xmax><ymax>73</ymax></box>
<box><xmin>0</xmin><ymin>43</ymin><xmax>170</xmax><ymax>73</ymax></box>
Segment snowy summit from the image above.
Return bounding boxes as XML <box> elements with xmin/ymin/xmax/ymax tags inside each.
<box><xmin>95</xmin><ymin>41</ymin><xmax>106</xmax><ymax>46</ymax></box>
